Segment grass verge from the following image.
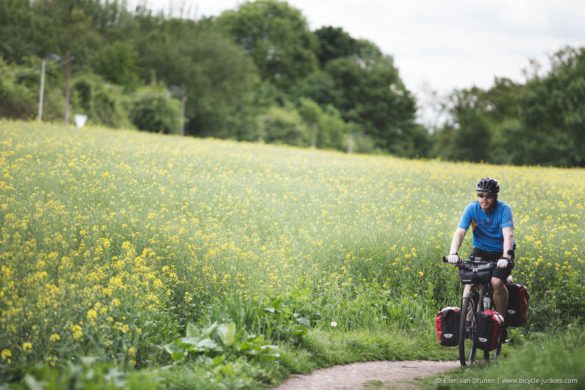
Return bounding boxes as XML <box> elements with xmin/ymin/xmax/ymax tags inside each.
<box><xmin>423</xmin><ymin>323</ymin><xmax>584</xmax><ymax>389</ymax></box>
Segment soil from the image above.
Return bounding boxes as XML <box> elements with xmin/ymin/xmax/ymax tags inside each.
<box><xmin>271</xmin><ymin>360</ymin><xmax>459</xmax><ymax>390</ymax></box>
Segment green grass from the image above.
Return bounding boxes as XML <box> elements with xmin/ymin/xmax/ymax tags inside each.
<box><xmin>424</xmin><ymin>323</ymin><xmax>585</xmax><ymax>389</ymax></box>
<box><xmin>1</xmin><ymin>120</ymin><xmax>584</xmax><ymax>388</ymax></box>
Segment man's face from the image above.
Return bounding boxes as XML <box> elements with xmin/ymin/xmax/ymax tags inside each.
<box><xmin>477</xmin><ymin>191</ymin><xmax>497</xmax><ymax>211</ymax></box>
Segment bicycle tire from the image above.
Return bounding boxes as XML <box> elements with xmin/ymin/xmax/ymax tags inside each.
<box><xmin>459</xmin><ymin>293</ymin><xmax>478</xmax><ymax>366</ymax></box>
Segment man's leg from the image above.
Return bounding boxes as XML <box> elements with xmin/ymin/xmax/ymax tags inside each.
<box><xmin>491</xmin><ymin>277</ymin><xmax>508</xmax><ymax>316</ymax></box>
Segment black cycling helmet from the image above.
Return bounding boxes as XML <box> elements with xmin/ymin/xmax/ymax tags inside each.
<box><xmin>476</xmin><ymin>177</ymin><xmax>500</xmax><ymax>193</ymax></box>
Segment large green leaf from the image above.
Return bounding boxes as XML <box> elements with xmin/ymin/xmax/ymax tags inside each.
<box><xmin>217</xmin><ymin>322</ymin><xmax>236</xmax><ymax>347</ymax></box>
<box><xmin>186</xmin><ymin>323</ymin><xmax>200</xmax><ymax>338</ymax></box>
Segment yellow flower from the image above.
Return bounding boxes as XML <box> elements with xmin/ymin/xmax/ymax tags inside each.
<box><xmin>47</xmin><ymin>355</ymin><xmax>58</xmax><ymax>367</ymax></box>
<box><xmin>22</xmin><ymin>342</ymin><xmax>32</xmax><ymax>352</ymax></box>
<box><xmin>1</xmin><ymin>349</ymin><xmax>12</xmax><ymax>361</ymax></box>
<box><xmin>71</xmin><ymin>324</ymin><xmax>83</xmax><ymax>340</ymax></box>
<box><xmin>87</xmin><ymin>309</ymin><xmax>98</xmax><ymax>323</ymax></box>
<box><xmin>50</xmin><ymin>333</ymin><xmax>61</xmax><ymax>342</ymax></box>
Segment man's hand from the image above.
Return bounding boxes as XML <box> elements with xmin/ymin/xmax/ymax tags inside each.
<box><xmin>497</xmin><ymin>258</ymin><xmax>509</xmax><ymax>268</ymax></box>
<box><xmin>447</xmin><ymin>254</ymin><xmax>460</xmax><ymax>264</ymax></box>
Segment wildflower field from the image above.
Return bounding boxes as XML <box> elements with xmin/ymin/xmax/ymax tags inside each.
<box><xmin>1</xmin><ymin>121</ymin><xmax>584</xmax><ymax>388</ymax></box>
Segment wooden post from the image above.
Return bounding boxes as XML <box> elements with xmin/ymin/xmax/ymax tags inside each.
<box><xmin>38</xmin><ymin>60</ymin><xmax>46</xmax><ymax>121</ymax></box>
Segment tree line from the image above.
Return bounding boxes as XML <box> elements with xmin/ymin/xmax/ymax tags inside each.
<box><xmin>1</xmin><ymin>0</ymin><xmax>583</xmax><ymax>166</ymax></box>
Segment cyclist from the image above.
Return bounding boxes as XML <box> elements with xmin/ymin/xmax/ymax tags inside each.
<box><xmin>446</xmin><ymin>177</ymin><xmax>515</xmax><ymax>320</ymax></box>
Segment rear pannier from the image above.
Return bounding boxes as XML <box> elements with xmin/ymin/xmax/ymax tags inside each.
<box><xmin>506</xmin><ymin>283</ymin><xmax>529</xmax><ymax>327</ymax></box>
<box><xmin>475</xmin><ymin>310</ymin><xmax>504</xmax><ymax>351</ymax></box>
<box><xmin>436</xmin><ymin>307</ymin><xmax>460</xmax><ymax>346</ymax></box>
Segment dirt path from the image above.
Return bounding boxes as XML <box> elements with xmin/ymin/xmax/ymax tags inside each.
<box><xmin>272</xmin><ymin>360</ymin><xmax>459</xmax><ymax>390</ymax></box>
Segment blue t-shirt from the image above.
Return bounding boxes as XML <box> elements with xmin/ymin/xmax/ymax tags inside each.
<box><xmin>458</xmin><ymin>201</ymin><xmax>514</xmax><ymax>252</ymax></box>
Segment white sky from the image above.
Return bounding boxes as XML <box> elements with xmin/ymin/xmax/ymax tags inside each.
<box><xmin>129</xmin><ymin>0</ymin><xmax>585</xmax><ymax>123</ymax></box>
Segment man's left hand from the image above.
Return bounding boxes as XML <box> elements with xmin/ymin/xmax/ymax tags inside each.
<box><xmin>497</xmin><ymin>258</ymin><xmax>509</xmax><ymax>268</ymax></box>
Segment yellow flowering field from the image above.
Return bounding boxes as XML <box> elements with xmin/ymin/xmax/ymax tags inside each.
<box><xmin>1</xmin><ymin>120</ymin><xmax>584</xmax><ymax>382</ymax></box>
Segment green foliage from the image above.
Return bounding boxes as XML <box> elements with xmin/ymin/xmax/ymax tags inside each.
<box><xmin>314</xmin><ymin>26</ymin><xmax>359</xmax><ymax>66</ymax></box>
<box><xmin>297</xmin><ymin>98</ymin><xmax>350</xmax><ymax>150</ymax></box>
<box><xmin>71</xmin><ymin>72</ymin><xmax>133</xmax><ymax>128</ymax></box>
<box><xmin>0</xmin><ymin>59</ymin><xmax>37</xmax><ymax>120</ymax></box>
<box><xmin>215</xmin><ymin>0</ymin><xmax>319</xmax><ymax>93</ymax></box>
<box><xmin>435</xmin><ymin>48</ymin><xmax>585</xmax><ymax>167</ymax></box>
<box><xmin>165</xmin><ymin>321</ymin><xmax>280</xmax><ymax>365</ymax></box>
<box><xmin>258</xmin><ymin>105</ymin><xmax>309</xmax><ymax>146</ymax></box>
<box><xmin>322</xmin><ymin>50</ymin><xmax>420</xmax><ymax>156</ymax></box>
<box><xmin>93</xmin><ymin>41</ymin><xmax>141</xmax><ymax>90</ymax></box>
<box><xmin>517</xmin><ymin>47</ymin><xmax>585</xmax><ymax>166</ymax></box>
<box><xmin>0</xmin><ymin>0</ymin><xmax>429</xmax><ymax>157</ymax></box>
<box><xmin>134</xmin><ymin>20</ymin><xmax>261</xmax><ymax>138</ymax></box>
<box><xmin>205</xmin><ymin>294</ymin><xmax>316</xmax><ymax>344</ymax></box>
<box><xmin>129</xmin><ymin>86</ymin><xmax>180</xmax><ymax>134</ymax></box>
<box><xmin>12</xmin><ymin>357</ymin><xmax>134</xmax><ymax>390</ymax></box>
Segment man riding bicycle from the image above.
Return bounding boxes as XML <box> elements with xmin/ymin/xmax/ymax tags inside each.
<box><xmin>447</xmin><ymin>177</ymin><xmax>515</xmax><ymax>321</ymax></box>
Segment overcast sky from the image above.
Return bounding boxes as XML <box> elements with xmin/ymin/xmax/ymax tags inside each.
<box><xmin>128</xmin><ymin>0</ymin><xmax>585</xmax><ymax>121</ymax></box>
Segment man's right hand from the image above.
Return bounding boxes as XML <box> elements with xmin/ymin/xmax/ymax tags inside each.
<box><xmin>447</xmin><ymin>254</ymin><xmax>460</xmax><ymax>264</ymax></box>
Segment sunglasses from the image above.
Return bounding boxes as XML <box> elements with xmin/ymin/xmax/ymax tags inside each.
<box><xmin>477</xmin><ymin>193</ymin><xmax>496</xmax><ymax>199</ymax></box>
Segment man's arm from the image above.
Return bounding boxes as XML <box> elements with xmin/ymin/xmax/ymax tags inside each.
<box><xmin>449</xmin><ymin>227</ymin><xmax>467</xmax><ymax>255</ymax></box>
<box><xmin>502</xmin><ymin>227</ymin><xmax>514</xmax><ymax>258</ymax></box>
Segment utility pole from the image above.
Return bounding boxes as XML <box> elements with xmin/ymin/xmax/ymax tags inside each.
<box><xmin>63</xmin><ymin>53</ymin><xmax>72</xmax><ymax>125</ymax></box>
<box><xmin>347</xmin><ymin>132</ymin><xmax>355</xmax><ymax>154</ymax></box>
<box><xmin>180</xmin><ymin>84</ymin><xmax>187</xmax><ymax>136</ymax></box>
<box><xmin>37</xmin><ymin>60</ymin><xmax>46</xmax><ymax>121</ymax></box>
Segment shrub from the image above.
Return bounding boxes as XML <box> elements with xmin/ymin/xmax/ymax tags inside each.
<box><xmin>258</xmin><ymin>105</ymin><xmax>309</xmax><ymax>146</ymax></box>
<box><xmin>0</xmin><ymin>59</ymin><xmax>37</xmax><ymax>120</ymax></box>
<box><xmin>71</xmin><ymin>73</ymin><xmax>133</xmax><ymax>128</ymax></box>
<box><xmin>129</xmin><ymin>87</ymin><xmax>180</xmax><ymax>135</ymax></box>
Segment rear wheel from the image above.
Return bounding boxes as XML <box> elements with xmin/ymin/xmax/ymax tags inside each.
<box><xmin>459</xmin><ymin>293</ymin><xmax>478</xmax><ymax>366</ymax></box>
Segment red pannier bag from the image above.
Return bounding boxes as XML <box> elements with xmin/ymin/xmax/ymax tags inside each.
<box><xmin>506</xmin><ymin>283</ymin><xmax>529</xmax><ymax>327</ymax></box>
<box><xmin>436</xmin><ymin>307</ymin><xmax>460</xmax><ymax>346</ymax></box>
<box><xmin>475</xmin><ymin>310</ymin><xmax>504</xmax><ymax>351</ymax></box>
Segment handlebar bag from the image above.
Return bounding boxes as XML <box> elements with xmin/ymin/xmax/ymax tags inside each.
<box><xmin>459</xmin><ymin>262</ymin><xmax>494</xmax><ymax>284</ymax></box>
<box><xmin>475</xmin><ymin>310</ymin><xmax>504</xmax><ymax>351</ymax></box>
<box><xmin>436</xmin><ymin>307</ymin><xmax>460</xmax><ymax>346</ymax></box>
<box><xmin>506</xmin><ymin>283</ymin><xmax>529</xmax><ymax>327</ymax></box>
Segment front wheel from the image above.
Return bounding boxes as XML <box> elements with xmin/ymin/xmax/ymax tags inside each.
<box><xmin>459</xmin><ymin>293</ymin><xmax>478</xmax><ymax>366</ymax></box>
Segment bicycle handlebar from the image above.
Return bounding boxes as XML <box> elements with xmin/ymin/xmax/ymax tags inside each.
<box><xmin>442</xmin><ymin>248</ymin><xmax>515</xmax><ymax>265</ymax></box>
<box><xmin>442</xmin><ymin>256</ymin><xmax>498</xmax><ymax>268</ymax></box>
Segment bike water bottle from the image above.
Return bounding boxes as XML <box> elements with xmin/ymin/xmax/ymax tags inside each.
<box><xmin>483</xmin><ymin>296</ymin><xmax>491</xmax><ymax>309</ymax></box>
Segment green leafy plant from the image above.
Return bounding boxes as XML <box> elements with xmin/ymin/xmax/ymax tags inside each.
<box><xmin>164</xmin><ymin>321</ymin><xmax>280</xmax><ymax>365</ymax></box>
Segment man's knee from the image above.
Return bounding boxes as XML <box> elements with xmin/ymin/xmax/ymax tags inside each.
<box><xmin>491</xmin><ymin>277</ymin><xmax>506</xmax><ymax>291</ymax></box>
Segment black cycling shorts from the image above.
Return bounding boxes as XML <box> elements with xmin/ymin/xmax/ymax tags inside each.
<box><xmin>470</xmin><ymin>248</ymin><xmax>512</xmax><ymax>282</ymax></box>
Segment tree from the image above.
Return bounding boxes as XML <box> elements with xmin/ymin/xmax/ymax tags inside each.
<box><xmin>314</xmin><ymin>26</ymin><xmax>358</xmax><ymax>66</ymax></box>
<box><xmin>434</xmin><ymin>88</ymin><xmax>492</xmax><ymax>162</ymax></box>
<box><xmin>518</xmin><ymin>47</ymin><xmax>585</xmax><ymax>166</ymax></box>
<box><xmin>215</xmin><ymin>0</ymin><xmax>318</xmax><ymax>93</ymax></box>
<box><xmin>134</xmin><ymin>17</ymin><xmax>261</xmax><ymax>139</ymax></box>
<box><xmin>322</xmin><ymin>41</ymin><xmax>420</xmax><ymax>156</ymax></box>
<box><xmin>0</xmin><ymin>59</ymin><xmax>37</xmax><ymax>120</ymax></box>
<box><xmin>93</xmin><ymin>41</ymin><xmax>141</xmax><ymax>89</ymax></box>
